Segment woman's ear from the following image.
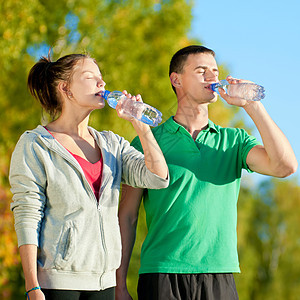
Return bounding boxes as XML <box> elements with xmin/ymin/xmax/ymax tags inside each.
<box><xmin>58</xmin><ymin>81</ymin><xmax>72</xmax><ymax>98</ymax></box>
<box><xmin>170</xmin><ymin>72</ymin><xmax>181</xmax><ymax>90</ymax></box>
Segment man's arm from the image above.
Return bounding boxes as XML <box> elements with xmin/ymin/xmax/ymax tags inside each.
<box><xmin>219</xmin><ymin>77</ymin><xmax>298</xmax><ymax>177</ymax></box>
<box><xmin>243</xmin><ymin>101</ymin><xmax>297</xmax><ymax>177</ymax></box>
<box><xmin>116</xmin><ymin>185</ymin><xmax>144</xmax><ymax>300</ymax></box>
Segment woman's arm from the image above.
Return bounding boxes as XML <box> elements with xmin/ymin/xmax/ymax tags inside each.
<box><xmin>19</xmin><ymin>244</ymin><xmax>45</xmax><ymax>300</ymax></box>
<box><xmin>116</xmin><ymin>92</ymin><xmax>168</xmax><ymax>179</ymax></box>
<box><xmin>130</xmin><ymin>120</ymin><xmax>168</xmax><ymax>179</ymax></box>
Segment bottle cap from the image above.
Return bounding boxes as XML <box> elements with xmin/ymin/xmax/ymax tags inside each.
<box><xmin>100</xmin><ymin>90</ymin><xmax>111</xmax><ymax>100</ymax></box>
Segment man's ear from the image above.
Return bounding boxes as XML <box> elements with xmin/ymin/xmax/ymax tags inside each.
<box><xmin>170</xmin><ymin>72</ymin><xmax>181</xmax><ymax>89</ymax></box>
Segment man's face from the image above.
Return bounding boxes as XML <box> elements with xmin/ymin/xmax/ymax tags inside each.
<box><xmin>176</xmin><ymin>53</ymin><xmax>219</xmax><ymax>104</ymax></box>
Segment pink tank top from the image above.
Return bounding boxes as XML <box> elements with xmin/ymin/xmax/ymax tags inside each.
<box><xmin>70</xmin><ymin>152</ymin><xmax>103</xmax><ymax>201</ymax></box>
<box><xmin>44</xmin><ymin>127</ymin><xmax>103</xmax><ymax>200</ymax></box>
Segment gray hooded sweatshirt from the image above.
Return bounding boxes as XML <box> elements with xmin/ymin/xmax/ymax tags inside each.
<box><xmin>9</xmin><ymin>125</ymin><xmax>168</xmax><ymax>291</ymax></box>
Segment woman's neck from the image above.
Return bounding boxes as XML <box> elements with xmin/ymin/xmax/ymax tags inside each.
<box><xmin>46</xmin><ymin>114</ymin><xmax>91</xmax><ymax>138</ymax></box>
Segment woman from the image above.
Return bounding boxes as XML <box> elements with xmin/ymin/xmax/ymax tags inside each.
<box><xmin>9</xmin><ymin>53</ymin><xmax>168</xmax><ymax>300</ymax></box>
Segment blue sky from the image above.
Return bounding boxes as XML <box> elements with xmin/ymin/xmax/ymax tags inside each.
<box><xmin>190</xmin><ymin>0</ymin><xmax>300</xmax><ymax>184</ymax></box>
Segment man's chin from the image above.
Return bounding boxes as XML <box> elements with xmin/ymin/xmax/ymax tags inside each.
<box><xmin>208</xmin><ymin>95</ymin><xmax>218</xmax><ymax>103</ymax></box>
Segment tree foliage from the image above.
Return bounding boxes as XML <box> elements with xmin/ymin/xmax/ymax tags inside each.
<box><xmin>236</xmin><ymin>179</ymin><xmax>300</xmax><ymax>300</ymax></box>
<box><xmin>0</xmin><ymin>0</ymin><xmax>299</xmax><ymax>299</ymax></box>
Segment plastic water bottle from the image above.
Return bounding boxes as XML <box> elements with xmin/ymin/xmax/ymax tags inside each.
<box><xmin>210</xmin><ymin>80</ymin><xmax>265</xmax><ymax>101</ymax></box>
<box><xmin>100</xmin><ymin>90</ymin><xmax>162</xmax><ymax>127</ymax></box>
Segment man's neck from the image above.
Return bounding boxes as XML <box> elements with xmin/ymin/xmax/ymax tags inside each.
<box><xmin>174</xmin><ymin>105</ymin><xmax>209</xmax><ymax>140</ymax></box>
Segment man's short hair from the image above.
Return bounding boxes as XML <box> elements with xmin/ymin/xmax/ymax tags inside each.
<box><xmin>169</xmin><ymin>45</ymin><xmax>215</xmax><ymax>93</ymax></box>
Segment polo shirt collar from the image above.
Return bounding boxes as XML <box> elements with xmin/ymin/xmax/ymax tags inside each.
<box><xmin>165</xmin><ymin>117</ymin><xmax>219</xmax><ymax>134</ymax></box>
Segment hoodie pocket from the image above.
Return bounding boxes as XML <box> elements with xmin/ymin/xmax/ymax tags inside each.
<box><xmin>54</xmin><ymin>221</ymin><xmax>77</xmax><ymax>269</ymax></box>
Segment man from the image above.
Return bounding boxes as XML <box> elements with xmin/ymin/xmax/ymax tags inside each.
<box><xmin>116</xmin><ymin>45</ymin><xmax>298</xmax><ymax>300</ymax></box>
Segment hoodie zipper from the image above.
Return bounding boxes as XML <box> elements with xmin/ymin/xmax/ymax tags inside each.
<box><xmin>86</xmin><ymin>130</ymin><xmax>109</xmax><ymax>286</ymax></box>
<box><xmin>37</xmin><ymin>132</ymin><xmax>109</xmax><ymax>283</ymax></box>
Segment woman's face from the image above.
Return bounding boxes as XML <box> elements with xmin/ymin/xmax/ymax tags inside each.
<box><xmin>67</xmin><ymin>58</ymin><xmax>106</xmax><ymax>110</ymax></box>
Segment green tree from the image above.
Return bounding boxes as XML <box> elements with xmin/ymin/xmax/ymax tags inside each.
<box><xmin>236</xmin><ymin>179</ymin><xmax>300</xmax><ymax>300</ymax></box>
<box><xmin>0</xmin><ymin>0</ymin><xmax>252</xmax><ymax>299</ymax></box>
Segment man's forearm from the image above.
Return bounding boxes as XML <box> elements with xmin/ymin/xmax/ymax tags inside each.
<box><xmin>116</xmin><ymin>185</ymin><xmax>143</xmax><ymax>300</ymax></box>
<box><xmin>116</xmin><ymin>216</ymin><xmax>137</xmax><ymax>290</ymax></box>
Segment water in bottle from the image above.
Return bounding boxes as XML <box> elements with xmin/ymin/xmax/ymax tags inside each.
<box><xmin>210</xmin><ymin>80</ymin><xmax>265</xmax><ymax>101</ymax></box>
<box><xmin>100</xmin><ymin>90</ymin><xmax>162</xmax><ymax>127</ymax></box>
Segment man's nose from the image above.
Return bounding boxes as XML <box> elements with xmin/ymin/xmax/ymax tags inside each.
<box><xmin>205</xmin><ymin>69</ymin><xmax>218</xmax><ymax>82</ymax></box>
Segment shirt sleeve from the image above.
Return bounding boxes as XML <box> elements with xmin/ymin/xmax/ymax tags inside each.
<box><xmin>9</xmin><ymin>133</ymin><xmax>47</xmax><ymax>247</ymax></box>
<box><xmin>120</xmin><ymin>135</ymin><xmax>168</xmax><ymax>189</ymax></box>
<box><xmin>130</xmin><ymin>135</ymin><xmax>143</xmax><ymax>153</ymax></box>
<box><xmin>240</xmin><ymin>129</ymin><xmax>261</xmax><ymax>172</ymax></box>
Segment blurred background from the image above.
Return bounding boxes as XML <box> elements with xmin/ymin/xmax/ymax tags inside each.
<box><xmin>0</xmin><ymin>0</ymin><xmax>299</xmax><ymax>299</ymax></box>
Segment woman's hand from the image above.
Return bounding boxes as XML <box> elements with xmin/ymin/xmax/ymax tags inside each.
<box><xmin>115</xmin><ymin>90</ymin><xmax>143</xmax><ymax>122</ymax></box>
<box><xmin>26</xmin><ymin>289</ymin><xmax>45</xmax><ymax>300</ymax></box>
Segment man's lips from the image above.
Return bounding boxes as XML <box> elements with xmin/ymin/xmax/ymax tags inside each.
<box><xmin>205</xmin><ymin>84</ymin><xmax>214</xmax><ymax>92</ymax></box>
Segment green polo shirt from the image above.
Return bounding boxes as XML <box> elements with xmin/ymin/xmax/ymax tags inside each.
<box><xmin>131</xmin><ymin>117</ymin><xmax>260</xmax><ymax>274</ymax></box>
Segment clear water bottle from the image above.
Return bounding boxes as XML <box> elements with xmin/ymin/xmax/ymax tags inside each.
<box><xmin>210</xmin><ymin>80</ymin><xmax>265</xmax><ymax>101</ymax></box>
<box><xmin>100</xmin><ymin>90</ymin><xmax>162</xmax><ymax>127</ymax></box>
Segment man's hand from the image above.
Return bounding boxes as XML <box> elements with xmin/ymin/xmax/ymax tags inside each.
<box><xmin>218</xmin><ymin>76</ymin><xmax>254</xmax><ymax>107</ymax></box>
<box><xmin>115</xmin><ymin>285</ymin><xmax>133</xmax><ymax>300</ymax></box>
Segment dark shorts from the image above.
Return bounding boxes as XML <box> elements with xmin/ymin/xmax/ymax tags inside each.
<box><xmin>41</xmin><ymin>287</ymin><xmax>115</xmax><ymax>300</ymax></box>
<box><xmin>138</xmin><ymin>273</ymin><xmax>239</xmax><ymax>300</ymax></box>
